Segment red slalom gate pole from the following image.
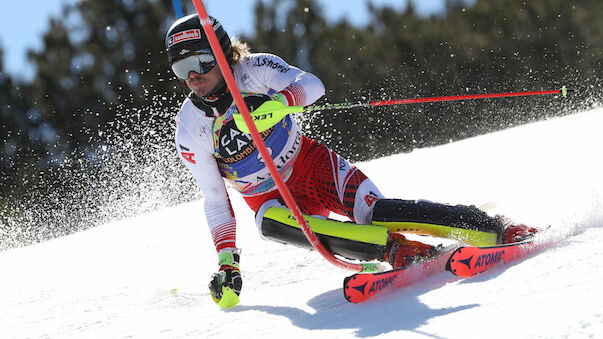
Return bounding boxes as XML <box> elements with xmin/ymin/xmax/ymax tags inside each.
<box><xmin>192</xmin><ymin>1</ymin><xmax>373</xmax><ymax>273</ymax></box>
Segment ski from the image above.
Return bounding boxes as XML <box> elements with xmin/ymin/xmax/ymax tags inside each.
<box><xmin>445</xmin><ymin>239</ymin><xmax>552</xmax><ymax>277</ymax></box>
<box><xmin>343</xmin><ymin>245</ymin><xmax>458</xmax><ymax>303</ymax></box>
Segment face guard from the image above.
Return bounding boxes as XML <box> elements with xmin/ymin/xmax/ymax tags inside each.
<box><xmin>170</xmin><ymin>49</ymin><xmax>216</xmax><ymax>80</ymax></box>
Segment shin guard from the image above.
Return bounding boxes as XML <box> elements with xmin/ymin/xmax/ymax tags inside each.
<box><xmin>372</xmin><ymin>199</ymin><xmax>502</xmax><ymax>246</ymax></box>
<box><xmin>260</xmin><ymin>207</ymin><xmax>388</xmax><ymax>261</ymax></box>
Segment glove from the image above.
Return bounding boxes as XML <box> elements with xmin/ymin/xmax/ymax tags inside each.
<box><xmin>208</xmin><ymin>248</ymin><xmax>242</xmax><ymax>307</ymax></box>
<box><xmin>271</xmin><ymin>92</ymin><xmax>290</xmax><ymax>106</ymax></box>
<box><xmin>233</xmin><ymin>93</ymin><xmax>302</xmax><ymax>133</ymax></box>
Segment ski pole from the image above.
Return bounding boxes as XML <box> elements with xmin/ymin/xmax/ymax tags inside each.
<box><xmin>304</xmin><ymin>86</ymin><xmax>575</xmax><ymax>113</ymax></box>
<box><xmin>235</xmin><ymin>86</ymin><xmax>574</xmax><ymax>133</ymax></box>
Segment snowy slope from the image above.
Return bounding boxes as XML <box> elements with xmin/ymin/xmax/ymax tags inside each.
<box><xmin>1</xmin><ymin>108</ymin><xmax>602</xmax><ymax>338</ymax></box>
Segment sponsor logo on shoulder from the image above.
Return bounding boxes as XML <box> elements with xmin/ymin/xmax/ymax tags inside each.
<box><xmin>252</xmin><ymin>57</ymin><xmax>290</xmax><ymax>73</ymax></box>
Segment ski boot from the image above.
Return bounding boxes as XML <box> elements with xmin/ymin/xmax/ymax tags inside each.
<box><xmin>383</xmin><ymin>233</ymin><xmax>436</xmax><ymax>269</ymax></box>
<box><xmin>495</xmin><ymin>215</ymin><xmax>539</xmax><ymax>244</ymax></box>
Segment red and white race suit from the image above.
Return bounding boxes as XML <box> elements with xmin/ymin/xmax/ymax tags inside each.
<box><xmin>175</xmin><ymin>53</ymin><xmax>383</xmax><ymax>252</ymax></box>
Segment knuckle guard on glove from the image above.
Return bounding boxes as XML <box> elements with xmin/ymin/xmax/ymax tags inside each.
<box><xmin>208</xmin><ymin>248</ymin><xmax>242</xmax><ymax>299</ymax></box>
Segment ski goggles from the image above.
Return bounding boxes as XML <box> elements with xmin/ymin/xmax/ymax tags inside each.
<box><xmin>170</xmin><ymin>49</ymin><xmax>216</xmax><ymax>79</ymax></box>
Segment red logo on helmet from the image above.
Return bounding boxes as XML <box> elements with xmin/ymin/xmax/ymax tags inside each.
<box><xmin>168</xmin><ymin>29</ymin><xmax>201</xmax><ymax>47</ymax></box>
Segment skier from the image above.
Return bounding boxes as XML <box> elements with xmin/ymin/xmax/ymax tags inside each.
<box><xmin>165</xmin><ymin>14</ymin><xmax>538</xmax><ymax>303</ymax></box>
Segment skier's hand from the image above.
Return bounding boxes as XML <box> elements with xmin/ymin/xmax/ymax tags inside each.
<box><xmin>233</xmin><ymin>93</ymin><xmax>303</xmax><ymax>133</ymax></box>
<box><xmin>209</xmin><ymin>248</ymin><xmax>242</xmax><ymax>302</ymax></box>
<box><xmin>271</xmin><ymin>93</ymin><xmax>290</xmax><ymax>106</ymax></box>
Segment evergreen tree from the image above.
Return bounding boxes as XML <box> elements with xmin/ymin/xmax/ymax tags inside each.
<box><xmin>247</xmin><ymin>0</ymin><xmax>601</xmax><ymax>160</ymax></box>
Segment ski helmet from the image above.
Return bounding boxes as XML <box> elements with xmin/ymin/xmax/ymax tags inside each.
<box><xmin>165</xmin><ymin>14</ymin><xmax>231</xmax><ymax>65</ymax></box>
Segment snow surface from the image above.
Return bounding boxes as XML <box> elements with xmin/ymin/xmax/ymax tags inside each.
<box><xmin>2</xmin><ymin>108</ymin><xmax>603</xmax><ymax>338</ymax></box>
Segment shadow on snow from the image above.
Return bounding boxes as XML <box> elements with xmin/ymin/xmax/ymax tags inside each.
<box><xmin>229</xmin><ymin>273</ymin><xmax>478</xmax><ymax>338</ymax></box>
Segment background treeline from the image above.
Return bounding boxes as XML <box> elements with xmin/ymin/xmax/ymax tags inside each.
<box><xmin>1</xmin><ymin>0</ymin><xmax>601</xmax><ymax>249</ymax></box>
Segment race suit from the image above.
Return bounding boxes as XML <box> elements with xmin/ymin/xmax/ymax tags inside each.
<box><xmin>174</xmin><ymin>53</ymin><xmax>383</xmax><ymax>252</ymax></box>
